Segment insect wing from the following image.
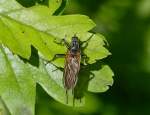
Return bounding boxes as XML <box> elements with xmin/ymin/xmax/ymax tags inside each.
<box><xmin>63</xmin><ymin>51</ymin><xmax>81</xmax><ymax>90</ymax></box>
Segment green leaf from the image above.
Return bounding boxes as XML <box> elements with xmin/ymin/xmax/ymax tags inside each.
<box><xmin>31</xmin><ymin>61</ymin><xmax>84</xmax><ymax>106</ymax></box>
<box><xmin>0</xmin><ymin>0</ymin><xmax>114</xmax><ymax>114</ymax></box>
<box><xmin>0</xmin><ymin>46</ymin><xmax>36</xmax><ymax>115</ymax></box>
<box><xmin>0</xmin><ymin>2</ymin><xmax>101</xmax><ymax>67</ymax></box>
<box><xmin>0</xmin><ymin>0</ymin><xmax>22</xmax><ymax>13</ymax></box>
<box><xmin>0</xmin><ymin>97</ymin><xmax>10</xmax><ymax>115</ymax></box>
<box><xmin>88</xmin><ymin>65</ymin><xmax>114</xmax><ymax>92</ymax></box>
<box><xmin>7</xmin><ymin>7</ymin><xmax>96</xmax><ymax>39</ymax></box>
<box><xmin>0</xmin><ymin>45</ymin><xmax>113</xmax><ymax>114</ymax></box>
<box><xmin>83</xmin><ymin>33</ymin><xmax>111</xmax><ymax>64</ymax></box>
<box><xmin>0</xmin><ymin>4</ymin><xmax>95</xmax><ymax>61</ymax></box>
<box><xmin>0</xmin><ymin>14</ymin><xmax>60</xmax><ymax>60</ymax></box>
<box><xmin>0</xmin><ymin>46</ymin><xmax>83</xmax><ymax>109</ymax></box>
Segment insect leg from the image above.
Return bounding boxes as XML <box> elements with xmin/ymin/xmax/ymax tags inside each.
<box><xmin>73</xmin><ymin>92</ymin><xmax>75</xmax><ymax>107</ymax></box>
<box><xmin>80</xmin><ymin>33</ymin><xmax>94</xmax><ymax>46</ymax></box>
<box><xmin>61</xmin><ymin>35</ymin><xmax>71</xmax><ymax>49</ymax></box>
<box><xmin>47</xmin><ymin>54</ymin><xmax>65</xmax><ymax>71</ymax></box>
<box><xmin>44</xmin><ymin>54</ymin><xmax>65</xmax><ymax>66</ymax></box>
<box><xmin>89</xmin><ymin>72</ymin><xmax>95</xmax><ymax>81</ymax></box>
<box><xmin>50</xmin><ymin>54</ymin><xmax>65</xmax><ymax>63</ymax></box>
<box><xmin>66</xmin><ymin>90</ymin><xmax>68</xmax><ymax>104</ymax></box>
<box><xmin>72</xmin><ymin>88</ymin><xmax>74</xmax><ymax>95</ymax></box>
<box><xmin>81</xmin><ymin>54</ymin><xmax>88</xmax><ymax>65</ymax></box>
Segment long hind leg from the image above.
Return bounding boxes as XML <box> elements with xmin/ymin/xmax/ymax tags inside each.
<box><xmin>72</xmin><ymin>88</ymin><xmax>75</xmax><ymax>106</ymax></box>
<box><xmin>66</xmin><ymin>90</ymin><xmax>68</xmax><ymax>104</ymax></box>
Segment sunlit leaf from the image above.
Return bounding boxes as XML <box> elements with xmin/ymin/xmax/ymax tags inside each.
<box><xmin>88</xmin><ymin>65</ymin><xmax>114</xmax><ymax>92</ymax></box>
<box><xmin>0</xmin><ymin>0</ymin><xmax>22</xmax><ymax>13</ymax></box>
<box><xmin>83</xmin><ymin>33</ymin><xmax>111</xmax><ymax>64</ymax></box>
<box><xmin>0</xmin><ymin>46</ymin><xmax>36</xmax><ymax>115</ymax></box>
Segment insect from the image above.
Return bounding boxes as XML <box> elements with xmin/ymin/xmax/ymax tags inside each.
<box><xmin>50</xmin><ymin>35</ymin><xmax>81</xmax><ymax>104</ymax></box>
<box><xmin>63</xmin><ymin>35</ymin><xmax>81</xmax><ymax>104</ymax></box>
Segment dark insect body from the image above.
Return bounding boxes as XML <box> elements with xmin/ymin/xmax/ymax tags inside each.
<box><xmin>63</xmin><ymin>35</ymin><xmax>81</xmax><ymax>104</ymax></box>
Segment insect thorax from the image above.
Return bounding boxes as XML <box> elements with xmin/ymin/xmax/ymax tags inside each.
<box><xmin>70</xmin><ymin>36</ymin><xmax>80</xmax><ymax>55</ymax></box>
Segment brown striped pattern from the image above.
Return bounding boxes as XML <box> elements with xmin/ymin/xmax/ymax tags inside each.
<box><xmin>63</xmin><ymin>51</ymin><xmax>81</xmax><ymax>90</ymax></box>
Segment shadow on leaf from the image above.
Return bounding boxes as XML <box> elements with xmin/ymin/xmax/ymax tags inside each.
<box><xmin>19</xmin><ymin>46</ymin><xmax>39</xmax><ymax>67</ymax></box>
<box><xmin>73</xmin><ymin>60</ymin><xmax>104</xmax><ymax>103</ymax></box>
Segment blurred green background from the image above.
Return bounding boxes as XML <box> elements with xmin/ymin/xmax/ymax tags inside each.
<box><xmin>35</xmin><ymin>0</ymin><xmax>150</xmax><ymax>115</ymax></box>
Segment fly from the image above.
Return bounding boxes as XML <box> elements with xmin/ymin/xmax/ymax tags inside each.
<box><xmin>50</xmin><ymin>35</ymin><xmax>81</xmax><ymax>104</ymax></box>
<box><xmin>63</xmin><ymin>35</ymin><xmax>81</xmax><ymax>104</ymax></box>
